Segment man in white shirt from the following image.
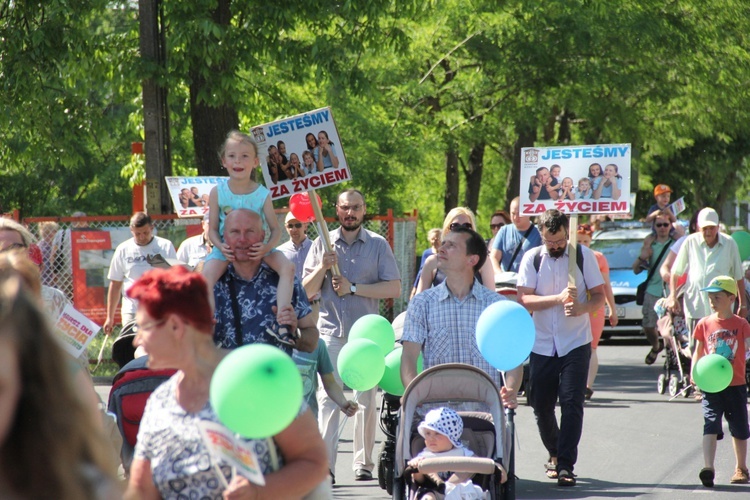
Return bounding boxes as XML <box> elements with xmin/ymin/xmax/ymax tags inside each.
<box><xmin>103</xmin><ymin>212</ymin><xmax>177</xmax><ymax>333</ymax></box>
<box><xmin>517</xmin><ymin>209</ymin><xmax>605</xmax><ymax>486</ymax></box>
<box><xmin>177</xmin><ymin>213</ymin><xmax>211</xmax><ymax>270</ymax></box>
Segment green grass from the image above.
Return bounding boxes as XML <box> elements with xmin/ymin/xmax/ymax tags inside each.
<box><xmin>86</xmin><ymin>328</ymin><xmax>121</xmax><ymax>379</ymax></box>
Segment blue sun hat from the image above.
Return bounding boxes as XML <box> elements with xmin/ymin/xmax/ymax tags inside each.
<box><xmin>418</xmin><ymin>407</ymin><xmax>464</xmax><ymax>448</ymax></box>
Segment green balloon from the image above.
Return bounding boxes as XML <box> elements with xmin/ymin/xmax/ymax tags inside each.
<box><xmin>210</xmin><ymin>344</ymin><xmax>302</xmax><ymax>439</ymax></box>
<box><xmin>378</xmin><ymin>347</ymin><xmax>424</xmax><ymax>396</ymax></box>
<box><xmin>731</xmin><ymin>231</ymin><xmax>750</xmax><ymax>261</ymax></box>
<box><xmin>349</xmin><ymin>314</ymin><xmax>396</xmax><ymax>357</ymax></box>
<box><xmin>693</xmin><ymin>353</ymin><xmax>733</xmax><ymax>393</ymax></box>
<box><xmin>338</xmin><ymin>339</ymin><xmax>385</xmax><ymax>392</ymax></box>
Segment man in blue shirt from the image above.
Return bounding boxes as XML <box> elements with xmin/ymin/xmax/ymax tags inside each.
<box><xmin>213</xmin><ymin>209</ymin><xmax>317</xmax><ymax>355</ymax></box>
<box><xmin>491</xmin><ymin>197</ymin><xmax>542</xmax><ymax>274</ymax></box>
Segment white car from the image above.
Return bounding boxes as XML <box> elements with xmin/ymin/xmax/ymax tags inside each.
<box><xmin>590</xmin><ymin>226</ymin><xmax>653</xmax><ymax>337</ymax></box>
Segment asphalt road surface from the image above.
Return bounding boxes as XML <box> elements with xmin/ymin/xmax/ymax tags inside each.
<box><xmin>95</xmin><ymin>338</ymin><xmax>750</xmax><ymax>499</ymax></box>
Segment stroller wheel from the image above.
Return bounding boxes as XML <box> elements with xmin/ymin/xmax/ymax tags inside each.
<box><xmin>682</xmin><ymin>382</ymin><xmax>692</xmax><ymax>398</ymax></box>
<box><xmin>668</xmin><ymin>374</ymin><xmax>679</xmax><ymax>397</ymax></box>
<box><xmin>657</xmin><ymin>373</ymin><xmax>666</xmax><ymax>394</ymax></box>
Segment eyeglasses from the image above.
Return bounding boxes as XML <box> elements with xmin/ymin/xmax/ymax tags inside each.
<box><xmin>542</xmin><ymin>236</ymin><xmax>568</xmax><ymax>248</ymax></box>
<box><xmin>134</xmin><ymin>318</ymin><xmax>168</xmax><ymax>333</ymax></box>
<box><xmin>655</xmin><ymin>222</ymin><xmax>670</xmax><ymax>228</ymax></box>
<box><xmin>286</xmin><ymin>223</ymin><xmax>303</xmax><ymax>229</ymax></box>
<box><xmin>337</xmin><ymin>204</ymin><xmax>363</xmax><ymax>212</ymax></box>
<box><xmin>490</xmin><ymin>223</ymin><xmax>505</xmax><ymax>230</ymax></box>
<box><xmin>449</xmin><ymin>222</ymin><xmax>473</xmax><ymax>231</ymax></box>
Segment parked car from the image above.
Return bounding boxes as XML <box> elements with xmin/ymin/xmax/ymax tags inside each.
<box><xmin>590</xmin><ymin>224</ymin><xmax>652</xmax><ymax>337</ymax></box>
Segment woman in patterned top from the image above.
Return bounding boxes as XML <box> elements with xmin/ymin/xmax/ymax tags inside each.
<box><xmin>125</xmin><ymin>266</ymin><xmax>328</xmax><ymax>499</ymax></box>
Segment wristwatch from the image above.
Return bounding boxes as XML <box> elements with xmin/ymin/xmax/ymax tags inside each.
<box><xmin>349</xmin><ymin>283</ymin><xmax>357</xmax><ymax>295</ymax></box>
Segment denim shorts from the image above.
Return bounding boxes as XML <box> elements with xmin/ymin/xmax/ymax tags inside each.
<box><xmin>702</xmin><ymin>385</ymin><xmax>750</xmax><ymax>439</ymax></box>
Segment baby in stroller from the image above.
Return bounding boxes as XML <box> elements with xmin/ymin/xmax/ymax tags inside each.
<box><xmin>408</xmin><ymin>407</ymin><xmax>507</xmax><ymax>499</ymax></box>
<box><xmin>654</xmin><ymin>295</ymin><xmax>693</xmax><ymax>397</ymax></box>
<box><xmin>395</xmin><ymin>364</ymin><xmax>512</xmax><ymax>500</ymax></box>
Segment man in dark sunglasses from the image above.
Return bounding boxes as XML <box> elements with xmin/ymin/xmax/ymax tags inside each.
<box><xmin>278</xmin><ymin>211</ymin><xmax>311</xmax><ymax>282</ymax></box>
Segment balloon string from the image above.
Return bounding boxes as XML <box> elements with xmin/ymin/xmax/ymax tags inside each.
<box><xmin>334</xmin><ymin>392</ymin><xmax>363</xmax><ymax>446</ymax></box>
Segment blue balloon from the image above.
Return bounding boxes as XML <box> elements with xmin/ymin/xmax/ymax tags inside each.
<box><xmin>475</xmin><ymin>300</ymin><xmax>535</xmax><ymax>371</ymax></box>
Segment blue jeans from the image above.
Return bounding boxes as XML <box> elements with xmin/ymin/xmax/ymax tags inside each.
<box><xmin>528</xmin><ymin>343</ymin><xmax>591</xmax><ymax>473</ymax></box>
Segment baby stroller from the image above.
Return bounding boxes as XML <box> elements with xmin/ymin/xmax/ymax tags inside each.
<box><xmin>391</xmin><ymin>363</ymin><xmax>514</xmax><ymax>499</ymax></box>
<box><xmin>654</xmin><ymin>297</ymin><xmax>693</xmax><ymax>398</ymax></box>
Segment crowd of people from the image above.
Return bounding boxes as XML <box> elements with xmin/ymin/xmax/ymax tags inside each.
<box><xmin>3</xmin><ymin>141</ymin><xmax>750</xmax><ymax>497</ymax></box>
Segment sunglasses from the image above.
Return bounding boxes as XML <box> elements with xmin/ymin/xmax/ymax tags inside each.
<box><xmin>286</xmin><ymin>223</ymin><xmax>303</xmax><ymax>229</ymax></box>
<box><xmin>449</xmin><ymin>222</ymin><xmax>473</xmax><ymax>231</ymax></box>
<box><xmin>655</xmin><ymin>222</ymin><xmax>670</xmax><ymax>228</ymax></box>
<box><xmin>490</xmin><ymin>223</ymin><xmax>505</xmax><ymax>230</ymax></box>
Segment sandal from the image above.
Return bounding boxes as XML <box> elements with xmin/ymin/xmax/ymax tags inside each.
<box><xmin>584</xmin><ymin>387</ymin><xmax>594</xmax><ymax>400</ymax></box>
<box><xmin>731</xmin><ymin>467</ymin><xmax>749</xmax><ymax>484</ymax></box>
<box><xmin>699</xmin><ymin>467</ymin><xmax>714</xmax><ymax>487</ymax></box>
<box><xmin>557</xmin><ymin>468</ymin><xmax>576</xmax><ymax>487</ymax></box>
<box><xmin>644</xmin><ymin>345</ymin><xmax>662</xmax><ymax>365</ymax></box>
<box><xmin>545</xmin><ymin>461</ymin><xmax>558</xmax><ymax>479</ymax></box>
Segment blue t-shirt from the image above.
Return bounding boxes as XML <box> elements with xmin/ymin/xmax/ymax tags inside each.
<box><xmin>492</xmin><ymin>225</ymin><xmax>542</xmax><ymax>273</ymax></box>
<box><xmin>598</xmin><ymin>177</ymin><xmax>622</xmax><ymax>198</ymax></box>
<box><xmin>292</xmin><ymin>338</ymin><xmax>334</xmax><ymax>419</ymax></box>
<box><xmin>413</xmin><ymin>248</ymin><xmax>434</xmax><ymax>288</ymax></box>
<box><xmin>312</xmin><ymin>143</ymin><xmax>339</xmax><ymax>169</ymax></box>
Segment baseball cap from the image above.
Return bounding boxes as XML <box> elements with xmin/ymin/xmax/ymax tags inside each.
<box><xmin>697</xmin><ymin>207</ymin><xmax>719</xmax><ymax>228</ymax></box>
<box><xmin>653</xmin><ymin>184</ymin><xmax>672</xmax><ymax>197</ymax></box>
<box><xmin>417</xmin><ymin>407</ymin><xmax>464</xmax><ymax>448</ymax></box>
<box><xmin>285</xmin><ymin>211</ymin><xmax>300</xmax><ymax>224</ymax></box>
<box><xmin>700</xmin><ymin>275</ymin><xmax>737</xmax><ymax>296</ymax></box>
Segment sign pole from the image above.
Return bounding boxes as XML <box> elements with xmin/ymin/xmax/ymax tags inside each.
<box><xmin>568</xmin><ymin>214</ymin><xmax>578</xmax><ymax>287</ymax></box>
<box><xmin>307</xmin><ymin>190</ymin><xmax>345</xmax><ymax>295</ymax></box>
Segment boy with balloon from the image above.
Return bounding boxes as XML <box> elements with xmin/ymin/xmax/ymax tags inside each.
<box><xmin>691</xmin><ymin>276</ymin><xmax>750</xmax><ymax>487</ymax></box>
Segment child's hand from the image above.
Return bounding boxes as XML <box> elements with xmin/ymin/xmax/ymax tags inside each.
<box><xmin>340</xmin><ymin>400</ymin><xmax>358</xmax><ymax>417</ymax></box>
<box><xmin>407</xmin><ymin>457</ymin><xmax>423</xmax><ymax>469</ymax></box>
<box><xmin>248</xmin><ymin>242</ymin><xmax>268</xmax><ymax>260</ymax></box>
<box><xmin>219</xmin><ymin>242</ymin><xmax>234</xmax><ymax>261</ymax></box>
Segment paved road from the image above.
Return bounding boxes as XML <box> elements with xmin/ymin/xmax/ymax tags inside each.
<box><xmin>95</xmin><ymin>339</ymin><xmax>750</xmax><ymax>498</ymax></box>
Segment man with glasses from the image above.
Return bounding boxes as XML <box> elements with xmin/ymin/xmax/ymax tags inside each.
<box><xmin>303</xmin><ymin>188</ymin><xmax>401</xmax><ymax>482</ymax></box>
<box><xmin>633</xmin><ymin>210</ymin><xmax>676</xmax><ymax>364</ymax></box>
<box><xmin>517</xmin><ymin>209</ymin><xmax>605</xmax><ymax>487</ymax></box>
<box><xmin>491</xmin><ymin>197</ymin><xmax>542</xmax><ymax>275</ymax></box>
<box><xmin>278</xmin><ymin>211</ymin><xmax>312</xmax><ymax>281</ymax></box>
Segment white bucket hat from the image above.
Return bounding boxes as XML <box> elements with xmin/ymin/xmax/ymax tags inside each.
<box><xmin>418</xmin><ymin>407</ymin><xmax>464</xmax><ymax>448</ymax></box>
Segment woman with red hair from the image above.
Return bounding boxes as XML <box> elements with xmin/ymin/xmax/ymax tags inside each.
<box><xmin>125</xmin><ymin>266</ymin><xmax>328</xmax><ymax>499</ymax></box>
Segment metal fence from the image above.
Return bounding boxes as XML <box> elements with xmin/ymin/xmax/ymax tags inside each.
<box><xmin>21</xmin><ymin>209</ymin><xmax>418</xmax><ymax>322</ymax></box>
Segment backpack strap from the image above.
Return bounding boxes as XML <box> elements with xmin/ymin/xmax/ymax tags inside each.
<box><xmin>533</xmin><ymin>246</ymin><xmax>586</xmax><ymax>287</ymax></box>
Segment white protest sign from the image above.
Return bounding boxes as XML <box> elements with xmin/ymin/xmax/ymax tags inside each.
<box><xmin>251</xmin><ymin>107</ymin><xmax>352</xmax><ymax>200</ymax></box>
<box><xmin>165</xmin><ymin>176</ymin><xmax>224</xmax><ymax>218</ymax></box>
<box><xmin>670</xmin><ymin>196</ymin><xmax>686</xmax><ymax>217</ymax></box>
<box><xmin>54</xmin><ymin>304</ymin><xmax>101</xmax><ymax>358</ymax></box>
<box><xmin>520</xmin><ymin>144</ymin><xmax>632</xmax><ymax>215</ymax></box>
<box><xmin>198</xmin><ymin>421</ymin><xmax>266</xmax><ymax>486</ymax></box>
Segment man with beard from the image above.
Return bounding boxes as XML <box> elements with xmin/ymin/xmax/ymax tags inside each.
<box><xmin>303</xmin><ymin>188</ymin><xmax>401</xmax><ymax>483</ymax></box>
<box><xmin>516</xmin><ymin>209</ymin><xmax>605</xmax><ymax>487</ymax></box>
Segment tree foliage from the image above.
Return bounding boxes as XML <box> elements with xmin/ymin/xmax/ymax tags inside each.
<box><xmin>1</xmin><ymin>0</ymin><xmax>749</xmax><ymax>242</ymax></box>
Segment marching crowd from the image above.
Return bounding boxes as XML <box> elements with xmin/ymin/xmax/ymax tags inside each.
<box><xmin>1</xmin><ymin>129</ymin><xmax>749</xmax><ymax>499</ymax></box>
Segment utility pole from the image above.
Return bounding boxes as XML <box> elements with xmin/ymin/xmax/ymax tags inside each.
<box><xmin>139</xmin><ymin>0</ymin><xmax>172</xmax><ymax>214</ymax></box>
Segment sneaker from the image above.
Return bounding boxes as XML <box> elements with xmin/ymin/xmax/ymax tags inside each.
<box><xmin>699</xmin><ymin>467</ymin><xmax>714</xmax><ymax>487</ymax></box>
<box><xmin>731</xmin><ymin>467</ymin><xmax>749</xmax><ymax>484</ymax></box>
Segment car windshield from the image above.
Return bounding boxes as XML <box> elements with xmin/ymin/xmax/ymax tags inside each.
<box><xmin>590</xmin><ymin>239</ymin><xmax>643</xmax><ymax>270</ymax></box>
